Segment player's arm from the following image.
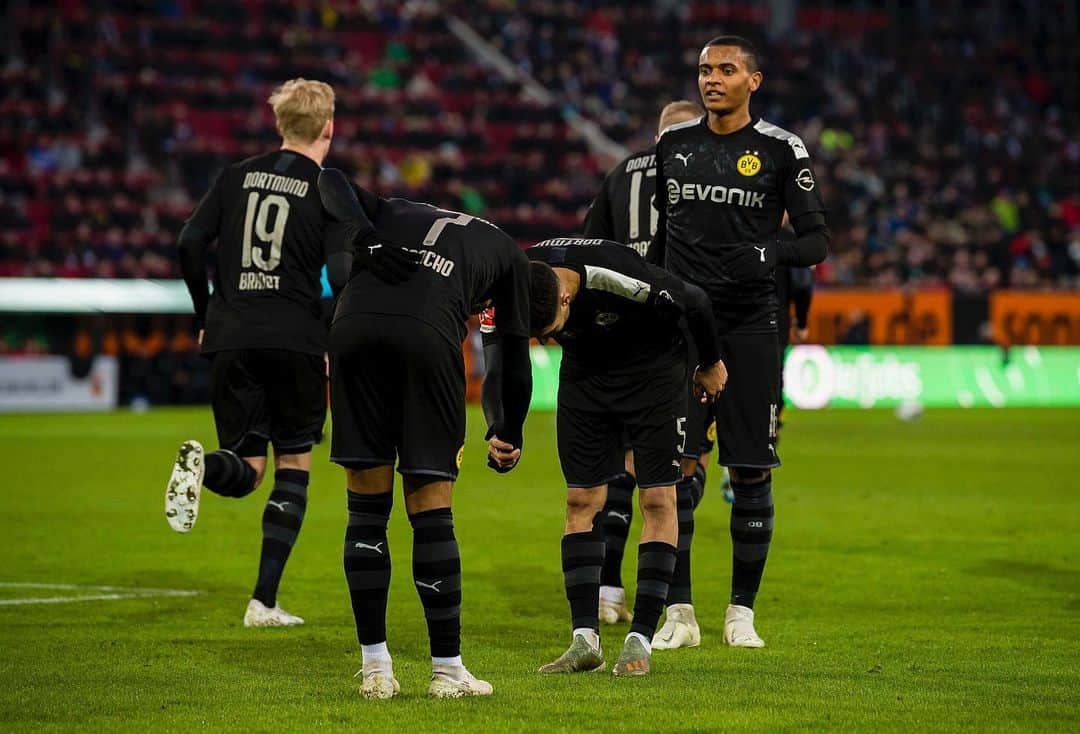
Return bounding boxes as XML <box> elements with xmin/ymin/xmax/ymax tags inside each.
<box><xmin>790</xmin><ymin>266</ymin><xmax>813</xmax><ymax>329</ymax></box>
<box><xmin>582</xmin><ymin>173</ymin><xmax>615</xmax><ymax>240</ymax></box>
<box><xmin>479</xmin><ymin>310</ymin><xmax>504</xmax><ymax>431</ymax></box>
<box><xmin>318</xmin><ymin>168</ymin><xmax>420</xmax><ymax>290</ymax></box>
<box><xmin>176</xmin><ymin>170</ymin><xmax>223</xmax><ymax>329</ymax></box>
<box><xmin>484</xmin><ymin>248</ymin><xmax>533</xmax><ymax>471</ymax></box>
<box><xmin>779</xmin><ymin>211</ymin><xmax>829</xmax><ymax>267</ymax></box>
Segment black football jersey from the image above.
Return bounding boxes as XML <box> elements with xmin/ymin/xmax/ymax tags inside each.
<box><xmin>654</xmin><ymin>116</ymin><xmax>826</xmax><ymax>333</ymax></box>
<box><xmin>335</xmin><ymin>199</ymin><xmax>530</xmax><ymax>348</ymax></box>
<box><xmin>184</xmin><ymin>150</ymin><xmax>328</xmax><ymax>355</ymax></box>
<box><xmin>523</xmin><ymin>238</ymin><xmax>691</xmax><ymax>380</ymax></box>
<box><xmin>582</xmin><ymin>149</ymin><xmax>658</xmax><ymax>257</ymax></box>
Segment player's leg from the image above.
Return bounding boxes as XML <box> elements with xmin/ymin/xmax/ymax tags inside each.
<box><xmin>396</xmin><ymin>322</ymin><xmax>490</xmax><ymax>698</ymax></box>
<box><xmin>653</xmin><ymin>387</ymin><xmax>710</xmax><ymax>649</ymax></box>
<box><xmin>598</xmin><ymin>447</ymin><xmax>635</xmax><ymax>625</ymax></box>
<box><xmin>714</xmin><ymin>332</ymin><xmax>780</xmax><ymax>648</ymax></box>
<box><xmin>539</xmin><ymin>483</ymin><xmax>609</xmax><ymax>674</ymax></box>
<box><xmin>540</xmin><ymin>394</ymin><xmax>619</xmax><ymax>674</ymax></box>
<box><xmin>344</xmin><ymin>464</ymin><xmax>399</xmax><ymax>699</ymax></box>
<box><xmin>246</xmin><ymin>351</ymin><xmax>328</xmax><ymax>626</ymax></box>
<box><xmin>165</xmin><ymin>349</ymin><xmax>265</xmax><ymax>532</ymax></box>
<box><xmin>330</xmin><ymin>315</ymin><xmax>401</xmax><ymax>698</ymax></box>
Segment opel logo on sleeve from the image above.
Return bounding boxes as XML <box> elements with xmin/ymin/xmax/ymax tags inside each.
<box><xmin>667</xmin><ymin>178</ymin><xmax>681</xmax><ymax>204</ymax></box>
<box><xmin>795</xmin><ymin>168</ymin><xmax>815</xmax><ymax>191</ymax></box>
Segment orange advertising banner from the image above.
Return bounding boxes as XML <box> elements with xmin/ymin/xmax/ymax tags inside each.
<box><xmin>990</xmin><ymin>291</ymin><xmax>1080</xmax><ymax>345</ymax></box>
<box><xmin>806</xmin><ymin>290</ymin><xmax>952</xmax><ymax>345</ymax></box>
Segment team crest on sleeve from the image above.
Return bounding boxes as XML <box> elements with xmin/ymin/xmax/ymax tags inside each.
<box><xmin>479</xmin><ymin>307</ymin><xmax>496</xmax><ymax>333</ymax></box>
<box><xmin>736</xmin><ymin>152</ymin><xmax>761</xmax><ymax>177</ymax></box>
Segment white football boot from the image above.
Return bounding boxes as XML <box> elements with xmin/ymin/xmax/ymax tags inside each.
<box><xmin>723</xmin><ymin>604</ymin><xmax>765</xmax><ymax>648</ymax></box>
<box><xmin>243</xmin><ymin>599</ymin><xmax>305</xmax><ymax>628</ymax></box>
<box><xmin>599</xmin><ymin>586</ymin><xmax>633</xmax><ymax>625</ymax></box>
<box><xmin>651</xmin><ymin>603</ymin><xmax>701</xmax><ymax>650</ymax></box>
<box><xmin>355</xmin><ymin>660</ymin><xmax>400</xmax><ymax>700</ymax></box>
<box><xmin>165</xmin><ymin>440</ymin><xmax>204</xmax><ymax>533</ymax></box>
<box><xmin>428</xmin><ymin>666</ymin><xmax>494</xmax><ymax>698</ymax></box>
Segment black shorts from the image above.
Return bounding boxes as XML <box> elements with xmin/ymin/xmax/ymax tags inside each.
<box><xmin>329</xmin><ymin>314</ymin><xmax>465</xmax><ymax>480</ymax></box>
<box><xmin>209</xmin><ymin>349</ymin><xmax>327</xmax><ymax>457</ymax></box>
<box><xmin>710</xmin><ymin>331</ymin><xmax>781</xmax><ymax>469</ymax></box>
<box><xmin>557</xmin><ymin>361</ymin><xmax>685</xmax><ymax>490</ymax></box>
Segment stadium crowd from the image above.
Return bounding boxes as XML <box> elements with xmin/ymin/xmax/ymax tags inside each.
<box><xmin>1</xmin><ymin>1</ymin><xmax>1076</xmax><ymax>293</ymax></box>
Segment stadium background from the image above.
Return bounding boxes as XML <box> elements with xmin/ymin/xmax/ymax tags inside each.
<box><xmin>0</xmin><ymin>2</ymin><xmax>1077</xmax><ymax>731</ymax></box>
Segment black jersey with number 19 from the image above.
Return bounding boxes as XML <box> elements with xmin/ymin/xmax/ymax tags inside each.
<box><xmin>653</xmin><ymin>116</ymin><xmax>826</xmax><ymax>333</ymax></box>
<box><xmin>183</xmin><ymin>150</ymin><xmax>328</xmax><ymax>356</ymax></box>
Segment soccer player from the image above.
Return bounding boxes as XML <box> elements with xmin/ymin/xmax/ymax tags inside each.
<box><xmin>166</xmin><ymin>79</ymin><xmax>416</xmax><ymax>628</ymax></box>
<box><xmin>582</xmin><ymin>100</ymin><xmax>705</xmax><ymax>626</ymax></box>
<box><xmin>485</xmin><ymin>237</ymin><xmax>727</xmax><ymax>676</ymax></box>
<box><xmin>648</xmin><ymin>36</ymin><xmax>829</xmax><ymax>648</ymax></box>
<box><xmin>318</xmin><ymin>169</ymin><xmax>533</xmax><ymax>699</ymax></box>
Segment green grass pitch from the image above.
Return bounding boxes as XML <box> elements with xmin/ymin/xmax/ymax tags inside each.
<box><xmin>0</xmin><ymin>406</ymin><xmax>1077</xmax><ymax>732</ymax></box>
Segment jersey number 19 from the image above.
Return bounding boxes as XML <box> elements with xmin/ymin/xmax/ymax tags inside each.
<box><xmin>242</xmin><ymin>192</ymin><xmax>290</xmax><ymax>271</ymax></box>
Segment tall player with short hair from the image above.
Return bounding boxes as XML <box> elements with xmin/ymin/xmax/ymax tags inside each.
<box><xmin>165</xmin><ymin>78</ymin><xmax>415</xmax><ymax>628</ymax></box>
<box><xmin>648</xmin><ymin>36</ymin><xmax>829</xmax><ymax>648</ymax></box>
<box><xmin>581</xmin><ymin>100</ymin><xmax>705</xmax><ymax>626</ymax></box>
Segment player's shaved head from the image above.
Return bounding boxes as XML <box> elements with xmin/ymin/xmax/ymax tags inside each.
<box><xmin>658</xmin><ymin>100</ymin><xmax>704</xmax><ymax>135</ymax></box>
<box><xmin>704</xmin><ymin>35</ymin><xmax>760</xmax><ymax>72</ymax></box>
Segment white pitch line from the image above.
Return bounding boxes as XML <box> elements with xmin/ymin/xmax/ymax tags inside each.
<box><xmin>0</xmin><ymin>582</ymin><xmax>201</xmax><ymax>606</ymax></box>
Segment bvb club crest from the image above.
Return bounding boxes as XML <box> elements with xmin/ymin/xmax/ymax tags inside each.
<box><xmin>457</xmin><ymin>445</ymin><xmax>465</xmax><ymax>468</ymax></box>
<box><xmin>737</xmin><ymin>151</ymin><xmax>761</xmax><ymax>177</ymax></box>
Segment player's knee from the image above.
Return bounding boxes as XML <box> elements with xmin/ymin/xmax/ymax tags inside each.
<box><xmin>638</xmin><ymin>486</ymin><xmax>676</xmax><ymax>520</ymax></box>
<box><xmin>729</xmin><ymin>467</ymin><xmax>770</xmax><ymax>485</ymax></box>
<box><xmin>566</xmin><ymin>488</ymin><xmax>604</xmax><ymax>529</ymax></box>
<box><xmin>274</xmin><ymin>450</ymin><xmax>311</xmax><ymax>473</ymax></box>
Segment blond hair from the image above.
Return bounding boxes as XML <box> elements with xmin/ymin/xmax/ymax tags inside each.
<box><xmin>268</xmin><ymin>79</ymin><xmax>335</xmax><ymax>144</ymax></box>
<box><xmin>658</xmin><ymin>100</ymin><xmax>704</xmax><ymax>134</ymax></box>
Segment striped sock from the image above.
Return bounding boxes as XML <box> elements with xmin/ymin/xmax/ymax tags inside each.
<box><xmin>409</xmin><ymin>508</ymin><xmax>462</xmax><ymax>658</ymax></box>
<box><xmin>600</xmin><ymin>473</ymin><xmax>635</xmax><ymax>588</ymax></box>
<box><xmin>344</xmin><ymin>490</ymin><xmax>393</xmax><ymax>646</ymax></box>
<box><xmin>629</xmin><ymin>541</ymin><xmax>677</xmax><ymax>638</ymax></box>
<box><xmin>665</xmin><ymin>479</ymin><xmax>699</xmax><ymax>604</ymax></box>
<box><xmin>252</xmin><ymin>468</ymin><xmax>308</xmax><ymax>607</ymax></box>
<box><xmin>730</xmin><ymin>476</ymin><xmax>774</xmax><ymax>609</ymax></box>
<box><xmin>562</xmin><ymin>528</ymin><xmax>605</xmax><ymax>632</ymax></box>
<box><xmin>203</xmin><ymin>449</ymin><xmax>257</xmax><ymax>498</ymax></box>
<box><xmin>666</xmin><ymin>477</ymin><xmax>696</xmax><ymax>605</ymax></box>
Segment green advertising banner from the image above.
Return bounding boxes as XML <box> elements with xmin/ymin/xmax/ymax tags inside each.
<box><xmin>529</xmin><ymin>345</ymin><xmax>1080</xmax><ymax>409</ymax></box>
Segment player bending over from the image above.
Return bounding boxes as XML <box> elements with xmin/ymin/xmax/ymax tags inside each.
<box><xmin>319</xmin><ymin>169</ymin><xmax>532</xmax><ymax>699</ymax></box>
<box><xmin>484</xmin><ymin>238</ymin><xmax>726</xmax><ymax>676</ymax></box>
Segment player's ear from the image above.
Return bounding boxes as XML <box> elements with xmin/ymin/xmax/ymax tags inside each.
<box><xmin>322</xmin><ymin>118</ymin><xmax>334</xmax><ymax>141</ymax></box>
<box><xmin>748</xmin><ymin>70</ymin><xmax>762</xmax><ymax>93</ymax></box>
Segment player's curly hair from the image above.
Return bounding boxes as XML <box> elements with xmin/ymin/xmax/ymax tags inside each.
<box><xmin>528</xmin><ymin>261</ymin><xmax>561</xmax><ymax>337</ymax></box>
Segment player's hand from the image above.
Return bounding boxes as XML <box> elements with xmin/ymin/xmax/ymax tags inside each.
<box><xmin>354</xmin><ymin>231</ymin><xmax>422</xmax><ymax>284</ymax></box>
<box><xmin>487</xmin><ymin>436</ymin><xmax>521</xmax><ymax>473</ymax></box>
<box><xmin>793</xmin><ymin>327</ymin><xmax>809</xmax><ymax>344</ymax></box>
<box><xmin>693</xmin><ymin>360</ymin><xmax>728</xmax><ymax>403</ymax></box>
<box><xmin>197</xmin><ymin>329</ymin><xmax>204</xmax><ymax>347</ymax></box>
<box><xmin>721</xmin><ymin>241</ymin><xmax>778</xmax><ymax>281</ymax></box>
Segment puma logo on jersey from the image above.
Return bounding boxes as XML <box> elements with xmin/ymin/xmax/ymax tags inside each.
<box><xmin>415</xmin><ymin>579</ymin><xmax>443</xmax><ymax>592</ymax></box>
<box><xmin>754</xmin><ymin>246</ymin><xmax>767</xmax><ymax>262</ymax></box>
<box><xmin>666</xmin><ymin>179</ymin><xmax>766</xmax><ymax>208</ymax></box>
<box><xmin>353</xmin><ymin>541</ymin><xmax>384</xmax><ymax>555</ymax></box>
<box><xmin>675</xmin><ymin>152</ymin><xmax>694</xmax><ymax>166</ymax></box>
